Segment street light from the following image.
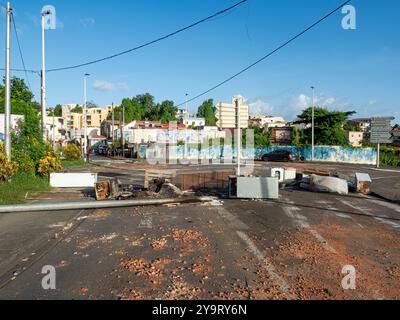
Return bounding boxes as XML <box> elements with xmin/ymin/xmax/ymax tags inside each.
<box><xmin>311</xmin><ymin>86</ymin><xmax>315</xmax><ymax>162</ymax></box>
<box><xmin>41</xmin><ymin>6</ymin><xmax>56</xmax><ymax>141</ymax></box>
<box><xmin>83</xmin><ymin>73</ymin><xmax>90</xmax><ymax>162</ymax></box>
<box><xmin>185</xmin><ymin>93</ymin><xmax>189</xmax><ymax>118</ymax></box>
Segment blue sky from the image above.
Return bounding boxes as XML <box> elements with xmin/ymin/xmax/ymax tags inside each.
<box><xmin>1</xmin><ymin>0</ymin><xmax>399</xmax><ymax>122</ymax></box>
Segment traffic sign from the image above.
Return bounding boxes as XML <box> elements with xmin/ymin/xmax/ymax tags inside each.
<box><xmin>370</xmin><ymin>117</ymin><xmax>394</xmax><ymax>144</ymax></box>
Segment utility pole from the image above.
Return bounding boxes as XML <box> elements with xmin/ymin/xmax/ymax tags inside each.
<box><xmin>122</xmin><ymin>104</ymin><xmax>125</xmax><ymax>156</ymax></box>
<box><xmin>111</xmin><ymin>103</ymin><xmax>115</xmax><ymax>146</ymax></box>
<box><xmin>41</xmin><ymin>11</ymin><xmax>48</xmax><ymax>140</ymax></box>
<box><xmin>83</xmin><ymin>73</ymin><xmax>90</xmax><ymax>162</ymax></box>
<box><xmin>311</xmin><ymin>86</ymin><xmax>315</xmax><ymax>162</ymax></box>
<box><xmin>4</xmin><ymin>1</ymin><xmax>11</xmax><ymax>161</ymax></box>
<box><xmin>40</xmin><ymin>6</ymin><xmax>55</xmax><ymax>141</ymax></box>
<box><xmin>52</xmin><ymin>114</ymin><xmax>55</xmax><ymax>150</ymax></box>
<box><xmin>235</xmin><ymin>98</ymin><xmax>241</xmax><ymax>177</ymax></box>
<box><xmin>185</xmin><ymin>93</ymin><xmax>189</xmax><ymax>119</ymax></box>
<box><xmin>377</xmin><ymin>143</ymin><xmax>380</xmax><ymax>169</ymax></box>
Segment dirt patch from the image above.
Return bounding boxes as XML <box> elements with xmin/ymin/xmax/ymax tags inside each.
<box><xmin>272</xmin><ymin>221</ymin><xmax>400</xmax><ymax>300</ymax></box>
<box><xmin>121</xmin><ymin>258</ymin><xmax>171</xmax><ymax>285</ymax></box>
<box><xmin>151</xmin><ymin>237</ymin><xmax>168</xmax><ymax>251</ymax></box>
<box><xmin>171</xmin><ymin>228</ymin><xmax>209</xmax><ymax>255</ymax></box>
<box><xmin>161</xmin><ymin>276</ymin><xmax>203</xmax><ymax>300</ymax></box>
<box><xmin>89</xmin><ymin>209</ymin><xmax>111</xmax><ymax>219</ymax></box>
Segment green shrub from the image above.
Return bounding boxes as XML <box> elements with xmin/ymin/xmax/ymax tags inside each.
<box><xmin>0</xmin><ymin>141</ymin><xmax>17</xmax><ymax>182</ymax></box>
<box><xmin>381</xmin><ymin>147</ymin><xmax>400</xmax><ymax>167</ymax></box>
<box><xmin>13</xmin><ymin>150</ymin><xmax>35</xmax><ymax>175</ymax></box>
<box><xmin>37</xmin><ymin>152</ymin><xmax>64</xmax><ymax>177</ymax></box>
<box><xmin>63</xmin><ymin>144</ymin><xmax>81</xmax><ymax>161</ymax></box>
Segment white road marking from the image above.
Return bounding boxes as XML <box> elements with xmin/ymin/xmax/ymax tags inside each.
<box><xmin>337</xmin><ymin>199</ymin><xmax>372</xmax><ymax>213</ymax></box>
<box><xmin>282</xmin><ymin>206</ymin><xmax>337</xmax><ymax>254</ymax></box>
<box><xmin>364</xmin><ymin>168</ymin><xmax>400</xmax><ymax>173</ymax></box>
<box><xmin>337</xmin><ymin>198</ymin><xmax>400</xmax><ymax>230</ymax></box>
<box><xmin>374</xmin><ymin>218</ymin><xmax>400</xmax><ymax>229</ymax></box>
<box><xmin>138</xmin><ymin>213</ymin><xmax>153</xmax><ymax>229</ymax></box>
<box><xmin>215</xmin><ymin>207</ymin><xmax>250</xmax><ymax>231</ymax></box>
<box><xmin>236</xmin><ymin>231</ymin><xmax>294</xmax><ymax>299</ymax></box>
<box><xmin>213</xmin><ymin>207</ymin><xmax>292</xmax><ymax>298</ymax></box>
<box><xmin>335</xmin><ymin>212</ymin><xmax>352</xmax><ymax>219</ymax></box>
<box><xmin>365</xmin><ymin>199</ymin><xmax>400</xmax><ymax>213</ymax></box>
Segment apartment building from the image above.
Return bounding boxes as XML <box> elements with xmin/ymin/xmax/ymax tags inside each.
<box><xmin>61</xmin><ymin>104</ymin><xmax>110</xmax><ymax>130</ymax></box>
<box><xmin>215</xmin><ymin>96</ymin><xmax>249</xmax><ymax>129</ymax></box>
<box><xmin>86</xmin><ymin>108</ymin><xmax>110</xmax><ymax>128</ymax></box>
<box><xmin>44</xmin><ymin>116</ymin><xmax>66</xmax><ymax>143</ymax></box>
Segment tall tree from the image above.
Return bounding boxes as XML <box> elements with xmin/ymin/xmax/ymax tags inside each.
<box><xmin>0</xmin><ymin>77</ymin><xmax>46</xmax><ymax>162</ymax></box>
<box><xmin>291</xmin><ymin>127</ymin><xmax>305</xmax><ymax>147</ymax></box>
<box><xmin>197</xmin><ymin>99</ymin><xmax>217</xmax><ymax>126</ymax></box>
<box><xmin>71</xmin><ymin>104</ymin><xmax>83</xmax><ymax>113</ymax></box>
<box><xmin>242</xmin><ymin>125</ymin><xmax>272</xmax><ymax>148</ymax></box>
<box><xmin>115</xmin><ymin>94</ymin><xmax>178</xmax><ymax>123</ymax></box>
<box><xmin>151</xmin><ymin>100</ymin><xmax>178</xmax><ymax>124</ymax></box>
<box><xmin>295</xmin><ymin>107</ymin><xmax>356</xmax><ymax>146</ymax></box>
<box><xmin>49</xmin><ymin>104</ymin><xmax>62</xmax><ymax>117</ymax></box>
<box><xmin>86</xmin><ymin>101</ymin><xmax>99</xmax><ymax>109</ymax></box>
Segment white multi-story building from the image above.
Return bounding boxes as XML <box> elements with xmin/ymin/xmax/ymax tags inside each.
<box><xmin>249</xmin><ymin>115</ymin><xmax>287</xmax><ymax>128</ymax></box>
<box><xmin>126</xmin><ymin>127</ymin><xmax>226</xmax><ymax>145</ymax></box>
<box><xmin>177</xmin><ymin>109</ymin><xmax>189</xmax><ymax>123</ymax></box>
<box><xmin>215</xmin><ymin>96</ymin><xmax>249</xmax><ymax>129</ymax></box>
<box><xmin>183</xmin><ymin>117</ymin><xmax>205</xmax><ymax>128</ymax></box>
<box><xmin>44</xmin><ymin>116</ymin><xmax>66</xmax><ymax>143</ymax></box>
<box><xmin>0</xmin><ymin>114</ymin><xmax>24</xmax><ymax>140</ymax></box>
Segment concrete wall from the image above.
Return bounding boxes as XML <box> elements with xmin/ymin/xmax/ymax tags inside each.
<box><xmin>253</xmin><ymin>146</ymin><xmax>377</xmax><ymax>165</ymax></box>
<box><xmin>146</xmin><ymin>145</ymin><xmax>377</xmax><ymax>165</ymax></box>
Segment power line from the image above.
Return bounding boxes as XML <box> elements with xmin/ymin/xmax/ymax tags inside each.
<box><xmin>0</xmin><ymin>68</ymin><xmax>39</xmax><ymax>74</ymax></box>
<box><xmin>176</xmin><ymin>0</ymin><xmax>351</xmax><ymax>108</ymax></box>
<box><xmin>47</xmin><ymin>0</ymin><xmax>248</xmax><ymax>73</ymax></box>
<box><xmin>10</xmin><ymin>11</ymin><xmax>32</xmax><ymax>91</ymax></box>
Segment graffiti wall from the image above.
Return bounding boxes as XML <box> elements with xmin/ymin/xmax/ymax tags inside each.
<box><xmin>147</xmin><ymin>145</ymin><xmax>377</xmax><ymax>165</ymax></box>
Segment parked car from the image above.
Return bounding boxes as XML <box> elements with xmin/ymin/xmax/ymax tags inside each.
<box><xmin>261</xmin><ymin>150</ymin><xmax>304</xmax><ymax>162</ymax></box>
<box><xmin>93</xmin><ymin>144</ymin><xmax>108</xmax><ymax>156</ymax></box>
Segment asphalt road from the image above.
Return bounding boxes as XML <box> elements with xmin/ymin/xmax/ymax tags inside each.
<box><xmin>0</xmin><ymin>159</ymin><xmax>399</xmax><ymax>300</ymax></box>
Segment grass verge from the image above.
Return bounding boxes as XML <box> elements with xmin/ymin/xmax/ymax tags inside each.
<box><xmin>0</xmin><ymin>173</ymin><xmax>51</xmax><ymax>205</ymax></box>
<box><xmin>62</xmin><ymin>159</ymin><xmax>88</xmax><ymax>168</ymax></box>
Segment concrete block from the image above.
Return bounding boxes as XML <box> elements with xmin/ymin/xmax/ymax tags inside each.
<box><xmin>50</xmin><ymin>173</ymin><xmax>98</xmax><ymax>188</ymax></box>
<box><xmin>355</xmin><ymin>173</ymin><xmax>372</xmax><ymax>195</ymax></box>
<box><xmin>229</xmin><ymin>176</ymin><xmax>279</xmax><ymax>199</ymax></box>
<box><xmin>310</xmin><ymin>175</ymin><xmax>348</xmax><ymax>195</ymax></box>
<box><xmin>284</xmin><ymin>168</ymin><xmax>297</xmax><ymax>181</ymax></box>
<box><xmin>266</xmin><ymin>168</ymin><xmax>285</xmax><ymax>183</ymax></box>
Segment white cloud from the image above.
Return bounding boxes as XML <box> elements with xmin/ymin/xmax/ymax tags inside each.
<box><xmin>244</xmin><ymin>93</ymin><xmax>351</xmax><ymax>122</ymax></box>
<box><xmin>368</xmin><ymin>100</ymin><xmax>378</xmax><ymax>106</ymax></box>
<box><xmin>293</xmin><ymin>93</ymin><xmax>337</xmax><ymax>110</ymax></box>
<box><xmin>80</xmin><ymin>17</ymin><xmax>95</xmax><ymax>28</ymax></box>
<box><xmin>246</xmin><ymin>99</ymin><xmax>274</xmax><ymax>115</ymax></box>
<box><xmin>93</xmin><ymin>80</ymin><xmax>128</xmax><ymax>91</ymax></box>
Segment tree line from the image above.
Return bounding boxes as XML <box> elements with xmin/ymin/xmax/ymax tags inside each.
<box><xmin>5</xmin><ymin>77</ymin><xmax>394</xmax><ymax>150</ymax></box>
